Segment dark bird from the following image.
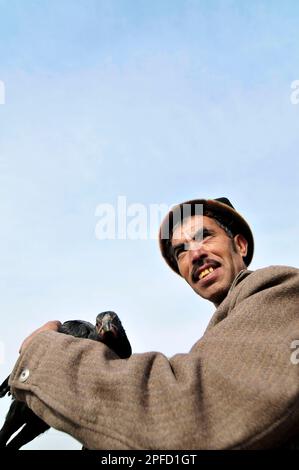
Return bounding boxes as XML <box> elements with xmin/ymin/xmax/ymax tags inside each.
<box><xmin>0</xmin><ymin>311</ymin><xmax>132</xmax><ymax>449</ymax></box>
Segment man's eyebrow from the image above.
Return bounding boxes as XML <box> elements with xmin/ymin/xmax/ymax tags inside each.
<box><xmin>172</xmin><ymin>227</ymin><xmax>214</xmax><ymax>250</ymax></box>
<box><xmin>193</xmin><ymin>227</ymin><xmax>214</xmax><ymax>240</ymax></box>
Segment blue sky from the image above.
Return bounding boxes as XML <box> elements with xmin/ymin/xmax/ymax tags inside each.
<box><xmin>0</xmin><ymin>0</ymin><xmax>299</xmax><ymax>449</ymax></box>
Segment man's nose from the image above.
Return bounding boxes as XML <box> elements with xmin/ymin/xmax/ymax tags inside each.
<box><xmin>187</xmin><ymin>241</ymin><xmax>208</xmax><ymax>265</ymax></box>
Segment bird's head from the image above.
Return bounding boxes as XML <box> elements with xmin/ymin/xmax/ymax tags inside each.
<box><xmin>96</xmin><ymin>311</ymin><xmax>118</xmax><ymax>339</ymax></box>
<box><xmin>95</xmin><ymin>311</ymin><xmax>132</xmax><ymax>359</ymax></box>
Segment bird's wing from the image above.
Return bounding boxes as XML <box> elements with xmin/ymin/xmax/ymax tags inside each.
<box><xmin>59</xmin><ymin>320</ymin><xmax>97</xmax><ymax>339</ymax></box>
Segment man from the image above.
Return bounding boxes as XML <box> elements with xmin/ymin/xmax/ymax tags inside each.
<box><xmin>8</xmin><ymin>198</ymin><xmax>299</xmax><ymax>448</ymax></box>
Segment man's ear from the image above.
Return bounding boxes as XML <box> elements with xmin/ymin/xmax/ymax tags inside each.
<box><xmin>234</xmin><ymin>234</ymin><xmax>248</xmax><ymax>258</ymax></box>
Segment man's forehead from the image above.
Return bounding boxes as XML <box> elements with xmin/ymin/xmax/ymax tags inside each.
<box><xmin>172</xmin><ymin>215</ymin><xmax>215</xmax><ymax>243</ymax></box>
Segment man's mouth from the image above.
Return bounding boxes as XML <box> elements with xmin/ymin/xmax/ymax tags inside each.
<box><xmin>199</xmin><ymin>266</ymin><xmax>215</xmax><ymax>280</ymax></box>
<box><xmin>192</xmin><ymin>261</ymin><xmax>221</xmax><ymax>283</ymax></box>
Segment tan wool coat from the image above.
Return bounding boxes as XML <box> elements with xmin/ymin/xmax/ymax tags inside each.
<box><xmin>9</xmin><ymin>265</ymin><xmax>299</xmax><ymax>449</ymax></box>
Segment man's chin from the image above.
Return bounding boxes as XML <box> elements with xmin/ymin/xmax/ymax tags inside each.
<box><xmin>194</xmin><ymin>283</ymin><xmax>228</xmax><ymax>306</ymax></box>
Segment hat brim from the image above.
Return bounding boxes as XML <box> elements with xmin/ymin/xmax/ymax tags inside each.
<box><xmin>159</xmin><ymin>199</ymin><xmax>254</xmax><ymax>275</ymax></box>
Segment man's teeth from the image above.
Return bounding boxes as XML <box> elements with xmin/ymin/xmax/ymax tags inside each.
<box><xmin>199</xmin><ymin>267</ymin><xmax>214</xmax><ymax>280</ymax></box>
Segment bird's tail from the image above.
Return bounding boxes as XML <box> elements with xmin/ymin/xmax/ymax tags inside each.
<box><xmin>0</xmin><ymin>376</ymin><xmax>10</xmax><ymax>398</ymax></box>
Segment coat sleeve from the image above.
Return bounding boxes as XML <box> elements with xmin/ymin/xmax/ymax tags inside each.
<box><xmin>8</xmin><ymin>266</ymin><xmax>299</xmax><ymax>449</ymax></box>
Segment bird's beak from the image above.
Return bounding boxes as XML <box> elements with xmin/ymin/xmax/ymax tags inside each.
<box><xmin>102</xmin><ymin>319</ymin><xmax>112</xmax><ymax>333</ymax></box>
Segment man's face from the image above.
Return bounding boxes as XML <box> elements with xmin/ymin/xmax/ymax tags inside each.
<box><xmin>171</xmin><ymin>215</ymin><xmax>248</xmax><ymax>306</ymax></box>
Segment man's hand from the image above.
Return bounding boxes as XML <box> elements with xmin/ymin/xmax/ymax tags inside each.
<box><xmin>19</xmin><ymin>321</ymin><xmax>61</xmax><ymax>354</ymax></box>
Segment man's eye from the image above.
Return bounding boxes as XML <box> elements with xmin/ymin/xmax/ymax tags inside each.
<box><xmin>202</xmin><ymin>230</ymin><xmax>212</xmax><ymax>240</ymax></box>
<box><xmin>174</xmin><ymin>247</ymin><xmax>185</xmax><ymax>260</ymax></box>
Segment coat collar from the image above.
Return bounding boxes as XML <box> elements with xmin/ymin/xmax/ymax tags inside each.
<box><xmin>204</xmin><ymin>269</ymin><xmax>253</xmax><ymax>331</ymax></box>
